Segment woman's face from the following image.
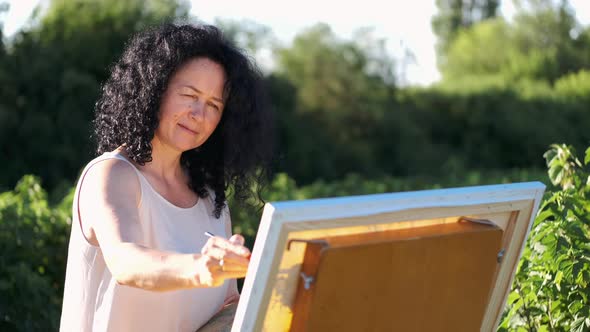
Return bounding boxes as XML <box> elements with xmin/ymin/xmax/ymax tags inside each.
<box><xmin>154</xmin><ymin>57</ymin><xmax>226</xmax><ymax>153</ymax></box>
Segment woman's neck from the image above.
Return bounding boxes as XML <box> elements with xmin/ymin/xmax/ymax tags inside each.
<box><xmin>139</xmin><ymin>137</ymin><xmax>185</xmax><ymax>182</ymax></box>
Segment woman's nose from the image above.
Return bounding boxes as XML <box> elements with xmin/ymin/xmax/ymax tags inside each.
<box><xmin>189</xmin><ymin>101</ymin><xmax>205</xmax><ymax>120</ymax></box>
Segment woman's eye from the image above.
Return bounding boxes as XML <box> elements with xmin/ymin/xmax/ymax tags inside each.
<box><xmin>208</xmin><ymin>103</ymin><xmax>220</xmax><ymax>111</ymax></box>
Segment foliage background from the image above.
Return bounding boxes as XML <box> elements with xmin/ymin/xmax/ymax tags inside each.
<box><xmin>0</xmin><ymin>0</ymin><xmax>588</xmax><ymax>331</ymax></box>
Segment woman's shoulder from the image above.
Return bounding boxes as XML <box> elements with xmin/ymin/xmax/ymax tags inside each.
<box><xmin>79</xmin><ymin>150</ymin><xmax>142</xmax><ymax>204</ymax></box>
<box><xmin>83</xmin><ymin>149</ymin><xmax>137</xmax><ymax>179</ymax></box>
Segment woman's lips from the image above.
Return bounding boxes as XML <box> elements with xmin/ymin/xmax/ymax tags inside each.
<box><xmin>178</xmin><ymin>123</ymin><xmax>198</xmax><ymax>135</ymax></box>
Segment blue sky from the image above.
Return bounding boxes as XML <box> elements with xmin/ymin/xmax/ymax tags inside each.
<box><xmin>3</xmin><ymin>0</ymin><xmax>590</xmax><ymax>86</ymax></box>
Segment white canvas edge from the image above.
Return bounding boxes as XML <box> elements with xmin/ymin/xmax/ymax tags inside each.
<box><xmin>487</xmin><ymin>183</ymin><xmax>546</xmax><ymax>330</ymax></box>
<box><xmin>232</xmin><ymin>181</ymin><xmax>547</xmax><ymax>331</ymax></box>
<box><xmin>268</xmin><ymin>181</ymin><xmax>545</xmax><ymax>223</ymax></box>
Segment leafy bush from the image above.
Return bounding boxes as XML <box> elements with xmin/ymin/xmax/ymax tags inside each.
<box><xmin>0</xmin><ymin>165</ymin><xmax>571</xmax><ymax>331</ymax></box>
<box><xmin>500</xmin><ymin>144</ymin><xmax>590</xmax><ymax>331</ymax></box>
<box><xmin>229</xmin><ymin>168</ymin><xmax>547</xmax><ymax>247</ymax></box>
<box><xmin>554</xmin><ymin>70</ymin><xmax>590</xmax><ymax>101</ymax></box>
<box><xmin>0</xmin><ymin>176</ymin><xmax>72</xmax><ymax>331</ymax></box>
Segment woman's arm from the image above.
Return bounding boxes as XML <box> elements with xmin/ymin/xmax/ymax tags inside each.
<box><xmin>79</xmin><ymin>159</ymin><xmax>247</xmax><ymax>292</ymax></box>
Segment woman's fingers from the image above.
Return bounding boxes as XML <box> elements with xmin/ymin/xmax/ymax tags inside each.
<box><xmin>218</xmin><ymin>258</ymin><xmax>248</xmax><ymax>273</ymax></box>
<box><xmin>228</xmin><ymin>235</ymin><xmax>251</xmax><ymax>260</ymax></box>
<box><xmin>202</xmin><ymin>242</ymin><xmax>249</xmax><ymax>263</ymax></box>
<box><xmin>207</xmin><ymin>236</ymin><xmax>250</xmax><ymax>257</ymax></box>
<box><xmin>204</xmin><ymin>247</ymin><xmax>249</xmax><ymax>266</ymax></box>
<box><xmin>228</xmin><ymin>234</ymin><xmax>245</xmax><ymax>246</ymax></box>
<box><xmin>197</xmin><ymin>234</ymin><xmax>251</xmax><ymax>287</ymax></box>
<box><xmin>196</xmin><ymin>255</ymin><xmax>248</xmax><ymax>287</ymax></box>
<box><xmin>218</xmin><ymin>270</ymin><xmax>247</xmax><ymax>280</ymax></box>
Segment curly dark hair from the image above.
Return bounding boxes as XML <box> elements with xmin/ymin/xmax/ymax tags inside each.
<box><xmin>93</xmin><ymin>23</ymin><xmax>274</xmax><ymax>218</ymax></box>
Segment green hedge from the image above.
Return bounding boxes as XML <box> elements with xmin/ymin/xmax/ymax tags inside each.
<box><xmin>0</xmin><ymin>176</ymin><xmax>73</xmax><ymax>331</ymax></box>
<box><xmin>1</xmin><ymin>151</ymin><xmax>587</xmax><ymax>331</ymax></box>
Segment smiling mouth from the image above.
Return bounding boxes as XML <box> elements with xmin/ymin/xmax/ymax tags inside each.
<box><xmin>178</xmin><ymin>124</ymin><xmax>198</xmax><ymax>135</ymax></box>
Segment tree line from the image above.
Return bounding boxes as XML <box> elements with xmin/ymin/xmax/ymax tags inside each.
<box><xmin>0</xmin><ymin>0</ymin><xmax>589</xmax><ymax>197</ymax></box>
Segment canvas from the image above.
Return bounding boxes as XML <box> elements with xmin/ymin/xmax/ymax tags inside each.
<box><xmin>231</xmin><ymin>182</ymin><xmax>546</xmax><ymax>332</ymax></box>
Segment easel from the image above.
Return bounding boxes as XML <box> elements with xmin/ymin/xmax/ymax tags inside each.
<box><xmin>230</xmin><ymin>182</ymin><xmax>545</xmax><ymax>332</ymax></box>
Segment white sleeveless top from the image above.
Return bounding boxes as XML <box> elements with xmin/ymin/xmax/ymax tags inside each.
<box><xmin>59</xmin><ymin>151</ymin><xmax>230</xmax><ymax>332</ymax></box>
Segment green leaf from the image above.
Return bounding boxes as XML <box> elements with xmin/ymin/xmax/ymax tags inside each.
<box><xmin>570</xmin><ymin>223</ymin><xmax>588</xmax><ymax>240</ymax></box>
<box><xmin>536</xmin><ymin>209</ymin><xmax>555</xmax><ymax>223</ymax></box>
<box><xmin>560</xmin><ymin>261</ymin><xmax>574</xmax><ymax>279</ymax></box>
<box><xmin>511</xmin><ymin>298</ymin><xmax>524</xmax><ymax>313</ymax></box>
<box><xmin>573</xmin><ymin>261</ymin><xmax>585</xmax><ymax>281</ymax></box>
<box><xmin>571</xmin><ymin>316</ymin><xmax>587</xmax><ymax>332</ymax></box>
<box><xmin>506</xmin><ymin>291</ymin><xmax>520</xmax><ymax>305</ymax></box>
<box><xmin>556</xmin><ymin>234</ymin><xmax>570</xmax><ymax>252</ymax></box>
<box><xmin>544</xmin><ymin>147</ymin><xmax>558</xmax><ymax>165</ymax></box>
<box><xmin>555</xmin><ymin>271</ymin><xmax>563</xmax><ymax>291</ymax></box>
<box><xmin>548</xmin><ymin>163</ymin><xmax>565</xmax><ymax>185</ymax></box>
<box><xmin>584</xmin><ymin>147</ymin><xmax>590</xmax><ymax>165</ymax></box>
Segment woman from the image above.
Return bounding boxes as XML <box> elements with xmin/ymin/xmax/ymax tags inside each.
<box><xmin>59</xmin><ymin>23</ymin><xmax>273</xmax><ymax>331</ymax></box>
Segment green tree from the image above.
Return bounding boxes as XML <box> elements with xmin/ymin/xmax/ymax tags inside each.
<box><xmin>277</xmin><ymin>23</ymin><xmax>395</xmax><ymax>114</ymax></box>
<box><xmin>213</xmin><ymin>18</ymin><xmax>278</xmax><ymax>75</ymax></box>
<box><xmin>0</xmin><ymin>0</ymin><xmax>9</xmax><ymax>90</ymax></box>
<box><xmin>214</xmin><ymin>18</ymin><xmax>275</xmax><ymax>55</ymax></box>
<box><xmin>0</xmin><ymin>1</ymin><xmax>7</xmax><ymax>50</ymax></box>
<box><xmin>441</xmin><ymin>17</ymin><xmax>513</xmax><ymax>81</ymax></box>
<box><xmin>273</xmin><ymin>24</ymin><xmax>397</xmax><ymax>182</ymax></box>
<box><xmin>0</xmin><ymin>0</ymin><xmax>189</xmax><ymax>194</ymax></box>
<box><xmin>511</xmin><ymin>0</ymin><xmax>589</xmax><ymax>82</ymax></box>
<box><xmin>441</xmin><ymin>0</ymin><xmax>590</xmax><ymax>83</ymax></box>
<box><xmin>432</xmin><ymin>0</ymin><xmax>500</xmax><ymax>67</ymax></box>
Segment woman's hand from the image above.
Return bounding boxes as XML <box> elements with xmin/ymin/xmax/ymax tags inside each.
<box><xmin>195</xmin><ymin>234</ymin><xmax>250</xmax><ymax>287</ymax></box>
